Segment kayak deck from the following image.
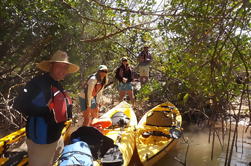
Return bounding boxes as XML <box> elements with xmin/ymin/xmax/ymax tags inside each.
<box><xmin>136</xmin><ymin>102</ymin><xmax>182</xmax><ymax>166</ymax></box>
<box><xmin>94</xmin><ymin>101</ymin><xmax>137</xmax><ymax>166</ymax></box>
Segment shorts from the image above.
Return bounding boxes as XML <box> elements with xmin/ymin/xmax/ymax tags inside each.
<box><xmin>117</xmin><ymin>82</ymin><xmax>133</xmax><ymax>91</ymax></box>
<box><xmin>79</xmin><ymin>97</ymin><xmax>97</xmax><ymax>111</ymax></box>
<box><xmin>138</xmin><ymin>64</ymin><xmax>150</xmax><ymax>77</ymax></box>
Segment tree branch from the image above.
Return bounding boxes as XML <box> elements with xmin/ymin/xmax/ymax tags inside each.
<box><xmin>61</xmin><ymin>0</ymin><xmax>120</xmax><ymax>28</ymax></box>
<box><xmin>80</xmin><ymin>18</ymin><xmax>159</xmax><ymax>42</ymax></box>
<box><xmin>90</xmin><ymin>0</ymin><xmax>167</xmax><ymax>16</ymax></box>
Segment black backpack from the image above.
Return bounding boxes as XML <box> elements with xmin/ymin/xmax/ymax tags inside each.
<box><xmin>70</xmin><ymin>126</ymin><xmax>114</xmax><ymax>160</ymax></box>
<box><xmin>70</xmin><ymin>126</ymin><xmax>124</xmax><ymax>165</ymax></box>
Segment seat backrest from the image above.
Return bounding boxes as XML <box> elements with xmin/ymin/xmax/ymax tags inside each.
<box><xmin>146</xmin><ymin>111</ymin><xmax>173</xmax><ymax>127</ymax></box>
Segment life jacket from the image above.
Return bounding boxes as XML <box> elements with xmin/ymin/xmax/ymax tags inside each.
<box><xmin>91</xmin><ymin>118</ymin><xmax>112</xmax><ymax>134</ymax></box>
<box><xmin>83</xmin><ymin>74</ymin><xmax>104</xmax><ymax>97</ymax></box>
<box><xmin>91</xmin><ymin>83</ymin><xmax>103</xmax><ymax>97</ymax></box>
<box><xmin>28</xmin><ymin>84</ymin><xmax>73</xmax><ymax>144</ymax></box>
<box><xmin>49</xmin><ymin>86</ymin><xmax>73</xmax><ymax>123</ymax></box>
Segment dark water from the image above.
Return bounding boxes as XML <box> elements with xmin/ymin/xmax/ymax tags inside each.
<box><xmin>154</xmin><ymin>123</ymin><xmax>251</xmax><ymax>166</ymax></box>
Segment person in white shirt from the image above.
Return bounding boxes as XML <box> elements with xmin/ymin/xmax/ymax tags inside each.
<box><xmin>79</xmin><ymin>65</ymin><xmax>108</xmax><ymax>126</ymax></box>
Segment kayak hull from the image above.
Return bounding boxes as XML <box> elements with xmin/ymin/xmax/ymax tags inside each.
<box><xmin>136</xmin><ymin>102</ymin><xmax>182</xmax><ymax>166</ymax></box>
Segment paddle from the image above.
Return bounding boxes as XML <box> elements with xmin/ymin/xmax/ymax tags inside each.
<box><xmin>142</xmin><ymin>128</ymin><xmax>182</xmax><ymax>139</ymax></box>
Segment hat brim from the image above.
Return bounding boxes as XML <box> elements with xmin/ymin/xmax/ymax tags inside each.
<box><xmin>99</xmin><ymin>68</ymin><xmax>108</xmax><ymax>71</ymax></box>
<box><xmin>37</xmin><ymin>60</ymin><xmax>79</xmax><ymax>73</ymax></box>
<box><xmin>98</xmin><ymin>65</ymin><xmax>108</xmax><ymax>71</ymax></box>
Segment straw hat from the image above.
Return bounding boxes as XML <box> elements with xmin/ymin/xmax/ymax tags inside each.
<box><xmin>37</xmin><ymin>50</ymin><xmax>79</xmax><ymax>73</ymax></box>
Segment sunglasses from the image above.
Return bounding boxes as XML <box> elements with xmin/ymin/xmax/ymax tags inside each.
<box><xmin>100</xmin><ymin>70</ymin><xmax>108</xmax><ymax>73</ymax></box>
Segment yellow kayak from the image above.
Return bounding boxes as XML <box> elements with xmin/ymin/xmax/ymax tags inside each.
<box><xmin>0</xmin><ymin>120</ymin><xmax>72</xmax><ymax>166</ymax></box>
<box><xmin>93</xmin><ymin>101</ymin><xmax>137</xmax><ymax>166</ymax></box>
<box><xmin>0</xmin><ymin>128</ymin><xmax>26</xmax><ymax>156</ymax></box>
<box><xmin>0</xmin><ymin>128</ymin><xmax>26</xmax><ymax>166</ymax></box>
<box><xmin>136</xmin><ymin>102</ymin><xmax>182</xmax><ymax>166</ymax></box>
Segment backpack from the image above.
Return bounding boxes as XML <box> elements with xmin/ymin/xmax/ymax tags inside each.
<box><xmin>70</xmin><ymin>126</ymin><xmax>115</xmax><ymax>160</ymax></box>
<box><xmin>58</xmin><ymin>141</ymin><xmax>93</xmax><ymax>166</ymax></box>
<box><xmin>70</xmin><ymin>126</ymin><xmax>123</xmax><ymax>165</ymax></box>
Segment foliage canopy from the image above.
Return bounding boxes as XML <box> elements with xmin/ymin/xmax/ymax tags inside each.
<box><xmin>0</xmin><ymin>0</ymin><xmax>250</xmax><ymax>129</ymax></box>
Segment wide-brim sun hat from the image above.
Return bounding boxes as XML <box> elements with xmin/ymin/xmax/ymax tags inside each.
<box><xmin>98</xmin><ymin>65</ymin><xmax>108</xmax><ymax>71</ymax></box>
<box><xmin>37</xmin><ymin>50</ymin><xmax>79</xmax><ymax>73</ymax></box>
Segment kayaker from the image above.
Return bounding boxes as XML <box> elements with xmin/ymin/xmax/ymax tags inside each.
<box><xmin>79</xmin><ymin>65</ymin><xmax>108</xmax><ymax>126</ymax></box>
<box><xmin>115</xmin><ymin>57</ymin><xmax>135</xmax><ymax>106</ymax></box>
<box><xmin>137</xmin><ymin>45</ymin><xmax>152</xmax><ymax>84</ymax></box>
<box><xmin>13</xmin><ymin>50</ymin><xmax>79</xmax><ymax>166</ymax></box>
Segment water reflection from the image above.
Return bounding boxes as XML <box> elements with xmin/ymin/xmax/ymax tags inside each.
<box><xmin>155</xmin><ymin>122</ymin><xmax>251</xmax><ymax>166</ymax></box>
